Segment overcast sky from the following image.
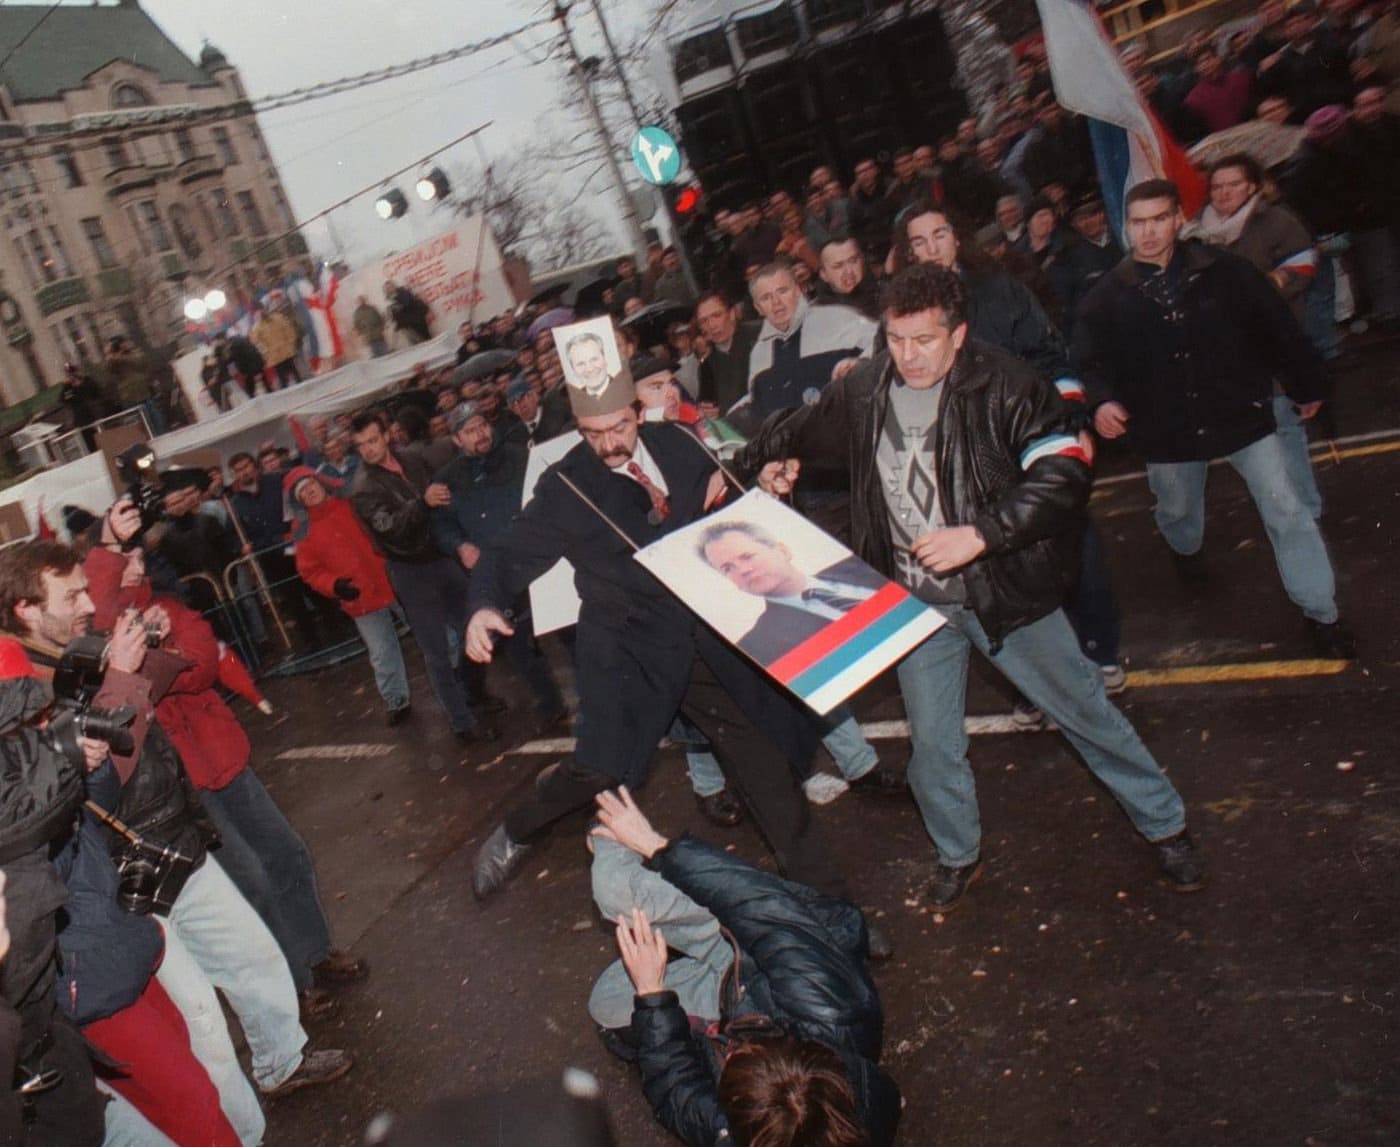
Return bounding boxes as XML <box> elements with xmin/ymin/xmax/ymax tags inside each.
<box><xmin>138</xmin><ymin>0</ymin><xmax>650</xmax><ymax>266</ymax></box>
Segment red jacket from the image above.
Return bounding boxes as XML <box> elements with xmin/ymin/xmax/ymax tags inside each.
<box><xmin>84</xmin><ymin>547</ymin><xmax>250</xmax><ymax>791</ymax></box>
<box><xmin>293</xmin><ymin>492</ymin><xmax>396</xmax><ymax>617</ymax></box>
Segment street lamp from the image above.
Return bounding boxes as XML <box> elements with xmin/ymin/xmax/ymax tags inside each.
<box><xmin>375</xmin><ymin>188</ymin><xmax>409</xmax><ymax>220</ymax></box>
<box><xmin>415</xmin><ymin>166</ymin><xmax>451</xmax><ymax>202</ymax></box>
<box><xmin>183</xmin><ymin>297</ymin><xmax>208</xmax><ymax>322</ymax></box>
<box><xmin>204</xmin><ymin>288</ymin><xmax>227</xmax><ymax>312</ymax></box>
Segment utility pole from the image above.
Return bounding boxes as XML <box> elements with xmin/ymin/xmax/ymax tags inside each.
<box><xmin>587</xmin><ymin>0</ymin><xmax>700</xmax><ymax>292</ymax></box>
<box><xmin>555</xmin><ymin>1</ymin><xmax>648</xmax><ymax>259</ymax></box>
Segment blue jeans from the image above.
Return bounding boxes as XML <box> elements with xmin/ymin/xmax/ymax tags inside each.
<box><xmin>353</xmin><ymin>605</ymin><xmax>410</xmax><ymax>709</ymax></box>
<box><xmin>159</xmin><ymin>856</ymin><xmax>305</xmax><ymax>1093</ymax></box>
<box><xmin>1302</xmin><ymin>253</ymin><xmax>1340</xmax><ymax>360</ymax></box>
<box><xmin>897</xmin><ymin>607</ymin><xmax>1185</xmax><ymax>868</ymax></box>
<box><xmin>387</xmin><ymin>556</ymin><xmax>480</xmax><ymax>732</ymax></box>
<box><xmin>685</xmin><ymin>706</ymin><xmax>876</xmax><ymax>797</ymax></box>
<box><xmin>1271</xmin><ymin>395</ymin><xmax>1323</xmax><ymax>521</ymax></box>
<box><xmin>1146</xmin><ymin>432</ymin><xmax>1338</xmax><ymax>622</ymax></box>
<box><xmin>199</xmin><ymin>769</ymin><xmax>333</xmax><ymax>993</ymax></box>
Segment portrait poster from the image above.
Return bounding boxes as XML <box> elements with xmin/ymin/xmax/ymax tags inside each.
<box><xmin>634</xmin><ymin>489</ymin><xmax>946</xmax><ymax>714</ymax></box>
<box><xmin>551</xmin><ymin>316</ymin><xmax>631</xmax><ymax>397</ymax></box>
<box><xmin>522</xmin><ymin>429</ymin><xmax>582</xmax><ymax>635</ymax></box>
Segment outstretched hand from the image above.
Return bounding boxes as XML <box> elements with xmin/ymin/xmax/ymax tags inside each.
<box><xmin>592</xmin><ymin>786</ymin><xmax>669</xmax><ymax>860</ymax></box>
<box><xmin>615</xmin><ymin>907</ymin><xmax>668</xmax><ymax>996</ymax></box>
<box><xmin>464</xmin><ymin>608</ymin><xmax>514</xmax><ymax>663</ymax></box>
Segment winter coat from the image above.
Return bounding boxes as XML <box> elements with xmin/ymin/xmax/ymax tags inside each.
<box><xmin>737</xmin><ymin>341</ymin><xmax>1090</xmax><ymax>649</ymax></box>
<box><xmin>961</xmin><ymin>263</ymin><xmax>1071</xmax><ymax>377</ymax></box>
<box><xmin>83</xmin><ymin>546</ymin><xmax>251</xmax><ymax>792</ymax></box>
<box><xmin>349</xmin><ymin>448</ymin><xmax>440</xmax><ymax>563</ymax></box>
<box><xmin>430</xmin><ymin>426</ymin><xmax>529</xmax><ymax>557</ymax></box>
<box><xmin>294</xmin><ymin>486</ymin><xmax>397</xmax><ymax>616</ymax></box>
<box><xmin>1285</xmin><ymin>123</ymin><xmax>1396</xmax><ymax>235</ymax></box>
<box><xmin>1073</xmin><ymin>239</ymin><xmax>1327</xmax><ymax>463</ymax></box>
<box><xmin>251</xmin><ymin>311</ymin><xmax>300</xmax><ymax>367</ymax></box>
<box><xmin>631</xmin><ymin>836</ymin><xmax>901</xmax><ymax>1147</ymax></box>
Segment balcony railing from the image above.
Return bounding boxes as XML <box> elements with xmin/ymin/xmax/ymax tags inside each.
<box><xmin>104</xmin><ymin>164</ymin><xmax>157</xmax><ymax>197</ymax></box>
<box><xmin>159</xmin><ymin>252</ymin><xmax>187</xmax><ymax>281</ymax></box>
<box><xmin>97</xmin><ymin>267</ymin><xmax>134</xmax><ymax>297</ymax></box>
<box><xmin>176</xmin><ymin>154</ymin><xmax>224</xmax><ymax>185</ymax></box>
<box><xmin>35</xmin><ymin>276</ymin><xmax>91</xmax><ymax>316</ymax></box>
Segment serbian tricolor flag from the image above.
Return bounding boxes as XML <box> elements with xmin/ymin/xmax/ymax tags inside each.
<box><xmin>764</xmin><ymin>582</ymin><xmax>945</xmax><ymax>714</ymax></box>
<box><xmin>1035</xmin><ymin>0</ymin><xmax>1205</xmax><ymax>237</ymax></box>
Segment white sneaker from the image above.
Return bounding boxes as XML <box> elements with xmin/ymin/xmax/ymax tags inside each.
<box><xmin>802</xmin><ymin>772</ymin><xmax>850</xmax><ymax>805</ymax></box>
<box><xmin>1101</xmin><ymin>664</ymin><xmax>1127</xmax><ymax>696</ymax></box>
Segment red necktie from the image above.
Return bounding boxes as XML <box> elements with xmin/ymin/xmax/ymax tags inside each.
<box><xmin>626</xmin><ymin>461</ymin><xmax>670</xmax><ymax>522</ymax></box>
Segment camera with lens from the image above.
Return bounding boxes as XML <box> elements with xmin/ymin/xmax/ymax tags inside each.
<box><xmin>44</xmin><ymin>633</ymin><xmax>137</xmax><ymax>768</ymax></box>
<box><xmin>111</xmin><ymin>833</ymin><xmax>197</xmax><ymax>915</ymax></box>
<box><xmin>114</xmin><ymin>442</ymin><xmax>164</xmax><ymax>548</ymax></box>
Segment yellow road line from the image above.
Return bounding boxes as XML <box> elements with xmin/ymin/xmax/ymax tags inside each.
<box><xmin>1317</xmin><ymin>440</ymin><xmax>1400</xmax><ymax>463</ymax></box>
<box><xmin>1126</xmin><ymin>659</ymin><xmax>1351</xmax><ymax>687</ymax></box>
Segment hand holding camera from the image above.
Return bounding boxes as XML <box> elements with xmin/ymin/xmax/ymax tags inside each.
<box><xmin>107</xmin><ymin>610</ymin><xmax>149</xmax><ymax>675</ymax></box>
<box><xmin>102</xmin><ymin>500</ymin><xmax>144</xmax><ymax>548</ymax></box>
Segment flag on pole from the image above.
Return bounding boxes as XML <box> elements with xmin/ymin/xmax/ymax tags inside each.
<box><xmin>1034</xmin><ymin>0</ymin><xmax>1205</xmax><ymax>235</ymax></box>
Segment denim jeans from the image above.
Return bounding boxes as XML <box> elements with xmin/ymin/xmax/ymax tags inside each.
<box><xmin>1145</xmin><ymin>431</ymin><xmax>1338</xmax><ymax>622</ymax></box>
<box><xmin>896</xmin><ymin>606</ymin><xmax>1186</xmax><ymax>868</ymax></box>
<box><xmin>353</xmin><ymin>606</ymin><xmax>410</xmax><ymax>709</ymax></box>
<box><xmin>587</xmin><ymin>837</ymin><xmax>730</xmax><ymax>1029</ymax></box>
<box><xmin>99</xmin><ymin>1083</ymin><xmax>180</xmax><ymax>1147</ymax></box>
<box><xmin>1302</xmin><ymin>253</ymin><xmax>1340</xmax><ymax>359</ymax></box>
<box><xmin>200</xmin><ymin>768</ymin><xmax>334</xmax><ymax>992</ymax></box>
<box><xmin>686</xmin><ymin>706</ymin><xmax>877</xmax><ymax>797</ymax></box>
<box><xmin>387</xmin><ymin>556</ymin><xmax>480</xmax><ymax>732</ymax></box>
<box><xmin>161</xmin><ymin>856</ymin><xmax>306</xmax><ymax>1093</ymax></box>
<box><xmin>1271</xmin><ymin>395</ymin><xmax>1323</xmax><ymax>521</ymax></box>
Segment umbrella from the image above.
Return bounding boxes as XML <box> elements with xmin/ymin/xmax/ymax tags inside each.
<box><xmin>451</xmin><ymin>349</ymin><xmax>516</xmax><ymax>385</ymax></box>
<box><xmin>619</xmin><ymin>301</ymin><xmax>693</xmax><ymax>350</ymax></box>
<box><xmin>568</xmin><ymin>273</ymin><xmax>617</xmax><ymax>316</ymax></box>
<box><xmin>1188</xmin><ymin>120</ymin><xmax>1305</xmax><ymax>171</ymax></box>
<box><xmin>526</xmin><ymin>306</ymin><xmax>577</xmax><ymax>341</ymax></box>
<box><xmin>527</xmin><ymin>281</ymin><xmax>569</xmax><ymax>309</ymax></box>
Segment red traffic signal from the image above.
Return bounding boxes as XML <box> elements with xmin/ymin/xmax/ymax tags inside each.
<box><xmin>673</xmin><ymin>186</ymin><xmax>700</xmax><ymax>215</ymax></box>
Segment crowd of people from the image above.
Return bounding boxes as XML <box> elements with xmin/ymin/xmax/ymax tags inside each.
<box><xmin>1</xmin><ymin>0</ymin><xmax>1394</xmax><ymax>1142</ymax></box>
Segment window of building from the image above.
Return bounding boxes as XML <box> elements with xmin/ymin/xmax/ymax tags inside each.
<box><xmin>85</xmin><ymin>315</ymin><xmax>105</xmax><ymax>356</ymax></box>
<box><xmin>173</xmin><ymin>128</ymin><xmax>196</xmax><ymax>163</ymax></box>
<box><xmin>269</xmin><ymin>185</ymin><xmax>295</xmax><ymax>230</ymax></box>
<box><xmin>12</xmin><ymin>237</ymin><xmax>39</xmax><ymax>287</ymax></box>
<box><xmin>81</xmin><ymin>218</ymin><xmax>117</xmax><ymax>269</ymax></box>
<box><xmin>125</xmin><ymin>205</ymin><xmax>150</xmax><ymax>256</ymax></box>
<box><xmin>246</xmin><ymin>123</ymin><xmax>268</xmax><ymax>162</ymax></box>
<box><xmin>26</xmin><ymin>230</ymin><xmax>57</xmax><ymax>283</ymax></box>
<box><xmin>212</xmin><ymin>126</ymin><xmax>237</xmax><ymax>167</ymax></box>
<box><xmin>0</xmin><ymin>166</ymin><xmax>18</xmax><ymax>200</ymax></box>
<box><xmin>137</xmin><ymin>201</ymin><xmax>173</xmax><ymax>252</ymax></box>
<box><xmin>103</xmin><ymin>138</ymin><xmax>130</xmax><ymax>169</ymax></box>
<box><xmin>235</xmin><ymin>190</ymin><xmax>267</xmax><ymax>237</ymax></box>
<box><xmin>63</xmin><ymin>316</ymin><xmax>93</xmax><ymax>365</ymax></box>
<box><xmin>112</xmin><ymin>83</ymin><xmax>152</xmax><ymax>108</ymax></box>
<box><xmin>45</xmin><ymin>227</ymin><xmax>74</xmax><ymax>277</ymax></box>
<box><xmin>54</xmin><ymin>147</ymin><xmax>84</xmax><ymax>189</ymax></box>
<box><xmin>168</xmin><ymin>204</ymin><xmax>203</xmax><ymax>262</ymax></box>
<box><xmin>208</xmin><ymin>188</ymin><xmax>240</xmax><ymax>237</ymax></box>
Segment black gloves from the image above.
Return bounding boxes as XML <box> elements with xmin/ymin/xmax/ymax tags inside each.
<box><xmin>333</xmin><ymin>578</ymin><xmax>361</xmax><ymax>602</ymax></box>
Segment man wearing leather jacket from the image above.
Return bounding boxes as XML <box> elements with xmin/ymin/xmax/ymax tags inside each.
<box><xmin>0</xmin><ymin>535</ymin><xmax>351</xmax><ymax>1133</ymax></box>
<box><xmin>737</xmin><ymin>264</ymin><xmax>1203</xmax><ymax>914</ymax></box>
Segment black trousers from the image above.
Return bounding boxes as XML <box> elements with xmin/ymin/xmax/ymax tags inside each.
<box><xmin>504</xmin><ymin>625</ymin><xmax>847</xmax><ymax>898</ymax></box>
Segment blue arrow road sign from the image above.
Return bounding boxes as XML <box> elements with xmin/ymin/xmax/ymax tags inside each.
<box><xmin>630</xmin><ymin>126</ymin><xmax>682</xmax><ymax>186</ymax></box>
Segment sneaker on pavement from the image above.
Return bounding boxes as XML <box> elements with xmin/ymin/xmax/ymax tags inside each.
<box><xmin>926</xmin><ymin>858</ymin><xmax>985</xmax><ymax>913</ymax></box>
<box><xmin>848</xmin><ymin>762</ymin><xmax>910</xmax><ymax>799</ymax></box>
<box><xmin>261</xmin><ymin>1048</ymin><xmax>353</xmax><ymax>1098</ymax></box>
<box><xmin>802</xmin><ymin>772</ymin><xmax>850</xmax><ymax>805</ymax></box>
<box><xmin>1011</xmin><ymin>699</ymin><xmax>1045</xmax><ymax>730</ymax></box>
<box><xmin>472</xmin><ymin>823</ymin><xmax>533</xmax><ymax>900</ymax></box>
<box><xmin>1101</xmin><ymin>664</ymin><xmax>1127</xmax><ymax>696</ymax></box>
<box><xmin>1154</xmin><ymin>830</ymin><xmax>1205</xmax><ymax>893</ymax></box>
<box><xmin>1306</xmin><ymin>618</ymin><xmax>1358</xmax><ymax>660</ymax></box>
<box><xmin>695</xmin><ymin>788</ymin><xmax>743</xmax><ymax>828</ymax></box>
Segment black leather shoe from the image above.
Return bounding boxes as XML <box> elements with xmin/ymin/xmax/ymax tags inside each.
<box><xmin>695</xmin><ymin>789</ymin><xmax>743</xmax><ymax>827</ymax></box>
<box><xmin>848</xmin><ymin>762</ymin><xmax>909</xmax><ymax>798</ymax></box>
<box><xmin>927</xmin><ymin>858</ymin><xmax>984</xmax><ymax>913</ymax></box>
<box><xmin>1171</xmin><ymin>549</ymin><xmax>1209</xmax><ymax>587</ymax></box>
<box><xmin>1306</xmin><ymin>618</ymin><xmax>1357</xmax><ymax>660</ymax></box>
<box><xmin>472</xmin><ymin>824</ymin><xmax>533</xmax><ymax>901</ymax></box>
<box><xmin>457</xmin><ymin>724</ymin><xmax>501</xmax><ymax>747</ymax></box>
<box><xmin>1154</xmin><ymin>830</ymin><xmax>1205</xmax><ymax>892</ymax></box>
<box><xmin>865</xmin><ymin>922</ymin><xmax>895</xmax><ymax>963</ymax></box>
<box><xmin>478</xmin><ymin>695</ymin><xmax>509</xmax><ymax>716</ymax></box>
<box><xmin>386</xmin><ymin>703</ymin><xmax>411</xmax><ymax>727</ymax></box>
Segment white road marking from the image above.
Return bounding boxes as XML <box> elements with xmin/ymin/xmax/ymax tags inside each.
<box><xmin>276</xmin><ymin>743</ymin><xmax>397</xmax><ymax>761</ymax></box>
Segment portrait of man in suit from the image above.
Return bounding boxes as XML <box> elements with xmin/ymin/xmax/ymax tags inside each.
<box><xmin>564</xmin><ymin>332</ymin><xmax>615</xmax><ymax>397</ymax></box>
<box><xmin>697</xmin><ymin>519</ymin><xmax>886</xmax><ymax>665</ymax></box>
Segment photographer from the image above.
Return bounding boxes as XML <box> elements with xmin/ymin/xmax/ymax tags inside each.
<box><xmin>0</xmin><ymin>537</ymin><xmax>352</xmax><ymax>1136</ymax></box>
<box><xmin>84</xmin><ymin>523</ymin><xmax>367</xmax><ymax>1013</ymax></box>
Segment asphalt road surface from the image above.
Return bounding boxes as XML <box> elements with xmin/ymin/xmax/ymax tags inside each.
<box><xmin>251</xmin><ymin>337</ymin><xmax>1399</xmax><ymax>1146</ymax></box>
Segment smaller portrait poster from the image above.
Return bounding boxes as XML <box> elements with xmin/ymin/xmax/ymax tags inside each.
<box><xmin>634</xmin><ymin>489</ymin><xmax>946</xmax><ymax>714</ymax></box>
<box><xmin>552</xmin><ymin>316</ymin><xmax>630</xmax><ymax>399</ymax></box>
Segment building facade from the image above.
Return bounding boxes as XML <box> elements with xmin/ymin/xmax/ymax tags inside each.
<box><xmin>0</xmin><ymin>0</ymin><xmax>307</xmax><ymax>409</ymax></box>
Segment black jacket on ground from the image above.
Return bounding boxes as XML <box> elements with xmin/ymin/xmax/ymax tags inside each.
<box><xmin>1072</xmin><ymin>240</ymin><xmax>1327</xmax><ymax>463</ymax></box>
<box><xmin>350</xmin><ymin>448</ymin><xmax>439</xmax><ymax>563</ymax></box>
<box><xmin>737</xmin><ymin>341</ymin><xmax>1089</xmax><ymax>648</ymax></box>
<box><xmin>630</xmin><ymin>835</ymin><xmax>900</xmax><ymax>1147</ymax></box>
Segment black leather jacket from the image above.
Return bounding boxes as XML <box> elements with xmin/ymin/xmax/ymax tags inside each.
<box><xmin>737</xmin><ymin>340</ymin><xmax>1090</xmax><ymax>649</ymax></box>
<box><xmin>349</xmin><ymin>448</ymin><xmax>439</xmax><ymax>563</ymax></box>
